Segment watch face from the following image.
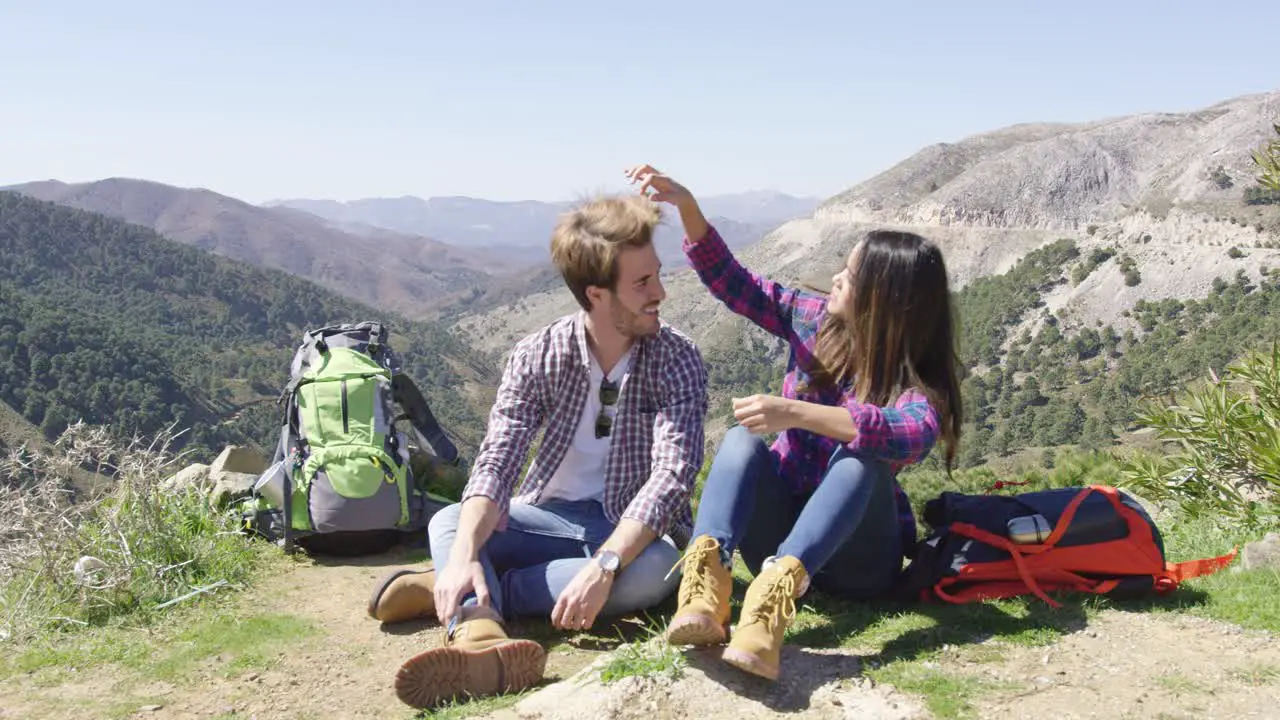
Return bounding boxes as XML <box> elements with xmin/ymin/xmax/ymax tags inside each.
<box><xmin>598</xmin><ymin>550</ymin><xmax>620</xmax><ymax>572</ymax></box>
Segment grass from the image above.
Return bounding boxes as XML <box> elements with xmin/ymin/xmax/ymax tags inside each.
<box><xmin>868</xmin><ymin>655</ymin><xmax>1010</xmax><ymax>720</ymax></box>
<box><xmin>1155</xmin><ymin>671</ymin><xmax>1211</xmax><ymax>695</ymax></box>
<box><xmin>597</xmin><ymin>619</ymin><xmax>686</xmax><ymax>684</ymax></box>
<box><xmin>2</xmin><ymin>602</ymin><xmax>317</xmax><ymax>686</ymax></box>
<box><xmin>414</xmin><ymin>689</ymin><xmax>535</xmax><ymax>720</ymax></box>
<box><xmin>0</xmin><ymin>595</ymin><xmax>316</xmax><ymax>720</ymax></box>
<box><xmin>1229</xmin><ymin>662</ymin><xmax>1280</xmax><ymax>686</ymax></box>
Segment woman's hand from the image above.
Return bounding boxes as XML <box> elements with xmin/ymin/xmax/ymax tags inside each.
<box><xmin>732</xmin><ymin>394</ymin><xmax>798</xmax><ymax>434</ymax></box>
<box><xmin>624</xmin><ymin>164</ymin><xmax>695</xmax><ymax>207</ymax></box>
<box><xmin>625</xmin><ymin>164</ymin><xmax>709</xmax><ymax>243</ymax></box>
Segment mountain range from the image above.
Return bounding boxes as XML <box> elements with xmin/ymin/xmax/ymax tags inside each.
<box><xmin>3</xmin><ymin>178</ymin><xmax>520</xmax><ymax>318</ymax></box>
<box><xmin>3</xmin><ymin>179</ymin><xmax>820</xmax><ymax>317</ymax></box>
<box><xmin>266</xmin><ymin>190</ymin><xmax>822</xmax><ymax>268</ymax></box>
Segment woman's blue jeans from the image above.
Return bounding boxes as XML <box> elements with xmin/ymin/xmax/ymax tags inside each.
<box><xmin>690</xmin><ymin>426</ymin><xmax>903</xmax><ymax>599</ymax></box>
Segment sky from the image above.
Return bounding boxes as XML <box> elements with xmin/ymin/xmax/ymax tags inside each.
<box><xmin>1</xmin><ymin>1</ymin><xmax>1277</xmax><ymax>205</ymax></box>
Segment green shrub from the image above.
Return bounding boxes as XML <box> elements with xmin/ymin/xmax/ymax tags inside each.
<box><xmin>1119</xmin><ymin>344</ymin><xmax>1280</xmax><ymax>527</ymax></box>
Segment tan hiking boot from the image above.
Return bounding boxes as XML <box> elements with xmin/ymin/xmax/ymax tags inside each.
<box><xmin>665</xmin><ymin>535</ymin><xmax>733</xmax><ymax>646</ymax></box>
<box><xmin>721</xmin><ymin>555</ymin><xmax>807</xmax><ymax>681</ymax></box>
<box><xmin>367</xmin><ymin>566</ymin><xmax>437</xmax><ymax>623</ymax></box>
<box><xmin>394</xmin><ymin>605</ymin><xmax>547</xmax><ymax>709</ymax></box>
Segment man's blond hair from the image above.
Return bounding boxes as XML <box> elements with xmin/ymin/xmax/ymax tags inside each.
<box><xmin>550</xmin><ymin>194</ymin><xmax>662</xmax><ymax>311</ymax></box>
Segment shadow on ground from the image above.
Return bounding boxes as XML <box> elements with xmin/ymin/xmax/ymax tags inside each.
<box><xmin>692</xmin><ymin>583</ymin><xmax>1213</xmax><ymax>711</ymax></box>
<box><xmin>687</xmin><ymin>646</ymin><xmax>865</xmax><ymax>713</ymax></box>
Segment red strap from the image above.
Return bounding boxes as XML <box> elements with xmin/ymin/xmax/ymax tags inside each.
<box><xmin>945</xmin><ymin>522</ymin><xmax>1062</xmax><ymax>607</ymax></box>
<box><xmin>1158</xmin><ymin>548</ymin><xmax>1239</xmax><ymax>590</ymax></box>
<box><xmin>985</xmin><ymin>479</ymin><xmax>1030</xmax><ymax>495</ymax></box>
<box><xmin>934</xmin><ymin>577</ymin><xmax>1112</xmax><ymax>604</ymax></box>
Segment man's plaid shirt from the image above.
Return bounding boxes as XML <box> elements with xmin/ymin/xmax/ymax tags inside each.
<box><xmin>461</xmin><ymin>312</ymin><xmax>708</xmax><ymax>547</ymax></box>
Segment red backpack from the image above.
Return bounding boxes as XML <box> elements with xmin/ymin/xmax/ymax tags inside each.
<box><xmin>897</xmin><ymin>484</ymin><xmax>1238</xmax><ymax>607</ymax></box>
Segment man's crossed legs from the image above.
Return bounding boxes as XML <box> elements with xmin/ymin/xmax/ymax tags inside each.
<box><xmin>368</xmin><ymin>499</ymin><xmax>680</xmax><ymax>709</ymax></box>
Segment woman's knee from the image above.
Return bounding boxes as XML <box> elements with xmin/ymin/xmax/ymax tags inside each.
<box><xmin>719</xmin><ymin>425</ymin><xmax>768</xmax><ymax>461</ymax></box>
<box><xmin>826</xmin><ymin>449</ymin><xmax>889</xmax><ymax>483</ymax></box>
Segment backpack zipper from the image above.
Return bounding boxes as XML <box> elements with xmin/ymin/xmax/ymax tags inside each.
<box><xmin>340</xmin><ymin>380</ymin><xmax>349</xmax><ymax>434</ymax></box>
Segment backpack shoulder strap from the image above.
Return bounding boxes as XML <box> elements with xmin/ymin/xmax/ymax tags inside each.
<box><xmin>391</xmin><ymin>373</ymin><xmax>460</xmax><ymax>465</ymax></box>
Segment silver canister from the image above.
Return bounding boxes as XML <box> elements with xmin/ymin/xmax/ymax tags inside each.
<box><xmin>1007</xmin><ymin>514</ymin><xmax>1052</xmax><ymax>544</ymax></box>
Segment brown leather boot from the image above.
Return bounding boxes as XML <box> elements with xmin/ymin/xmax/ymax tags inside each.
<box><xmin>394</xmin><ymin>605</ymin><xmax>547</xmax><ymax>709</ymax></box>
<box><xmin>665</xmin><ymin>535</ymin><xmax>733</xmax><ymax>646</ymax></box>
<box><xmin>721</xmin><ymin>555</ymin><xmax>807</xmax><ymax>681</ymax></box>
<box><xmin>367</xmin><ymin>566</ymin><xmax>437</xmax><ymax>623</ymax></box>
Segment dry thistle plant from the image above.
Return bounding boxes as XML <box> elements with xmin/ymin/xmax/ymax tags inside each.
<box><xmin>1</xmin><ymin>422</ymin><xmax>261</xmax><ymax>643</ymax></box>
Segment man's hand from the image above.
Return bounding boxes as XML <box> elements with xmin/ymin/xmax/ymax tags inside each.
<box><xmin>434</xmin><ymin>559</ymin><xmax>491</xmax><ymax>625</ymax></box>
<box><xmin>550</xmin><ymin>561</ymin><xmax>614</xmax><ymax>631</ymax></box>
<box><xmin>732</xmin><ymin>394</ymin><xmax>798</xmax><ymax>435</ymax></box>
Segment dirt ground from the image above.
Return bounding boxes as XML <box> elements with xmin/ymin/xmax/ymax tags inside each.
<box><xmin>2</xmin><ymin>548</ymin><xmax>1278</xmax><ymax>720</ymax></box>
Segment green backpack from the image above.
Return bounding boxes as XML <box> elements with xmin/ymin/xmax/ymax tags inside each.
<box><xmin>244</xmin><ymin>321</ymin><xmax>459</xmax><ymax>554</ymax></box>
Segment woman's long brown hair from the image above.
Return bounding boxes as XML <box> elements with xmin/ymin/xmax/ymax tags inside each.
<box><xmin>800</xmin><ymin>230</ymin><xmax>963</xmax><ymax>470</ymax></box>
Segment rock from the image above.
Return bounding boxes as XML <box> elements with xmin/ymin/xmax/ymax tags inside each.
<box><xmin>206</xmin><ymin>445</ymin><xmax>268</xmax><ymax>505</ymax></box>
<box><xmin>211</xmin><ymin>471</ymin><xmax>260</xmax><ymax>507</ymax></box>
<box><xmin>209</xmin><ymin>444</ymin><xmax>268</xmax><ymax>480</ymax></box>
<box><xmin>136</xmin><ymin>706</ymin><xmax>163</xmax><ymax>713</ymax></box>
<box><xmin>1242</xmin><ymin>532</ymin><xmax>1280</xmax><ymax>570</ymax></box>
<box><xmin>73</xmin><ymin>555</ymin><xmax>109</xmax><ymax>586</ymax></box>
<box><xmin>162</xmin><ymin>463</ymin><xmax>211</xmax><ymax>492</ymax></box>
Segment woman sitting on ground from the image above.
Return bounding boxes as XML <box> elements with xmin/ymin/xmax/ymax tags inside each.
<box><xmin>625</xmin><ymin>164</ymin><xmax>962</xmax><ymax>681</ymax></box>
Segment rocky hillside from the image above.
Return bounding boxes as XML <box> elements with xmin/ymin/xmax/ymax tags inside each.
<box><xmin>456</xmin><ymin>90</ymin><xmax>1280</xmax><ymax>352</ymax></box>
<box><xmin>3</xmin><ymin>178</ymin><xmax>518</xmax><ymax>317</ymax></box>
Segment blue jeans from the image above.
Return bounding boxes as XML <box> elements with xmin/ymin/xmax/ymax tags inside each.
<box><xmin>427</xmin><ymin>498</ymin><xmax>681</xmax><ymax>623</ymax></box>
<box><xmin>691</xmin><ymin>426</ymin><xmax>903</xmax><ymax>599</ymax></box>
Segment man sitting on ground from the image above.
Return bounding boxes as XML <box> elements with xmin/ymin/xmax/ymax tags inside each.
<box><xmin>367</xmin><ymin>194</ymin><xmax>709</xmax><ymax>710</ymax></box>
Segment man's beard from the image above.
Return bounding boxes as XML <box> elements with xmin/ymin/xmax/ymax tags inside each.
<box><xmin>610</xmin><ymin>298</ymin><xmax>659</xmax><ymax>338</ymax></box>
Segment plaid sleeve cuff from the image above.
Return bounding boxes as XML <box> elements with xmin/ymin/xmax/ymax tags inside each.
<box><xmin>621</xmin><ymin>484</ymin><xmax>686</xmax><ymax>536</ymax></box>
<box><xmin>844</xmin><ymin>397</ymin><xmax>939</xmax><ymax>466</ymax></box>
<box><xmin>682</xmin><ymin>224</ymin><xmax>729</xmax><ymax>271</ymax></box>
<box><xmin>461</xmin><ymin>471</ymin><xmax>511</xmax><ymax>510</ymax></box>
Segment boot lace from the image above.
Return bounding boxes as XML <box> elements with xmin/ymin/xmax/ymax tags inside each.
<box><xmin>744</xmin><ymin>572</ymin><xmax>797</xmax><ymax>632</ymax></box>
<box><xmin>667</xmin><ymin>536</ymin><xmax>723</xmax><ymax>606</ymax></box>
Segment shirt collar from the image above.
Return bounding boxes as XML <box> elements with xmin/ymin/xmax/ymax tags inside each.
<box><xmin>572</xmin><ymin>310</ymin><xmax>650</xmax><ymax>370</ymax></box>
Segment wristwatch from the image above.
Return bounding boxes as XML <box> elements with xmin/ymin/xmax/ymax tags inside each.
<box><xmin>594</xmin><ymin>549</ymin><xmax>621</xmax><ymax>577</ymax></box>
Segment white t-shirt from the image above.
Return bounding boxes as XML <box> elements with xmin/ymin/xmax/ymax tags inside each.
<box><xmin>541</xmin><ymin>346</ymin><xmax>634</xmax><ymax>503</ymax></box>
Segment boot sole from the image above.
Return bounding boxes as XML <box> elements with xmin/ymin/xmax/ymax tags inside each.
<box><xmin>394</xmin><ymin>639</ymin><xmax>547</xmax><ymax>709</ymax></box>
<box><xmin>721</xmin><ymin>646</ymin><xmax>779</xmax><ymax>681</ymax></box>
<box><xmin>366</xmin><ymin>568</ymin><xmax>434</xmax><ymax>622</ymax></box>
<box><xmin>665</xmin><ymin>614</ymin><xmax>727</xmax><ymax>646</ymax></box>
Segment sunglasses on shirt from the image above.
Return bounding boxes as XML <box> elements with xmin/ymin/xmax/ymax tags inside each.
<box><xmin>595</xmin><ymin>378</ymin><xmax>619</xmax><ymax>439</ymax></box>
